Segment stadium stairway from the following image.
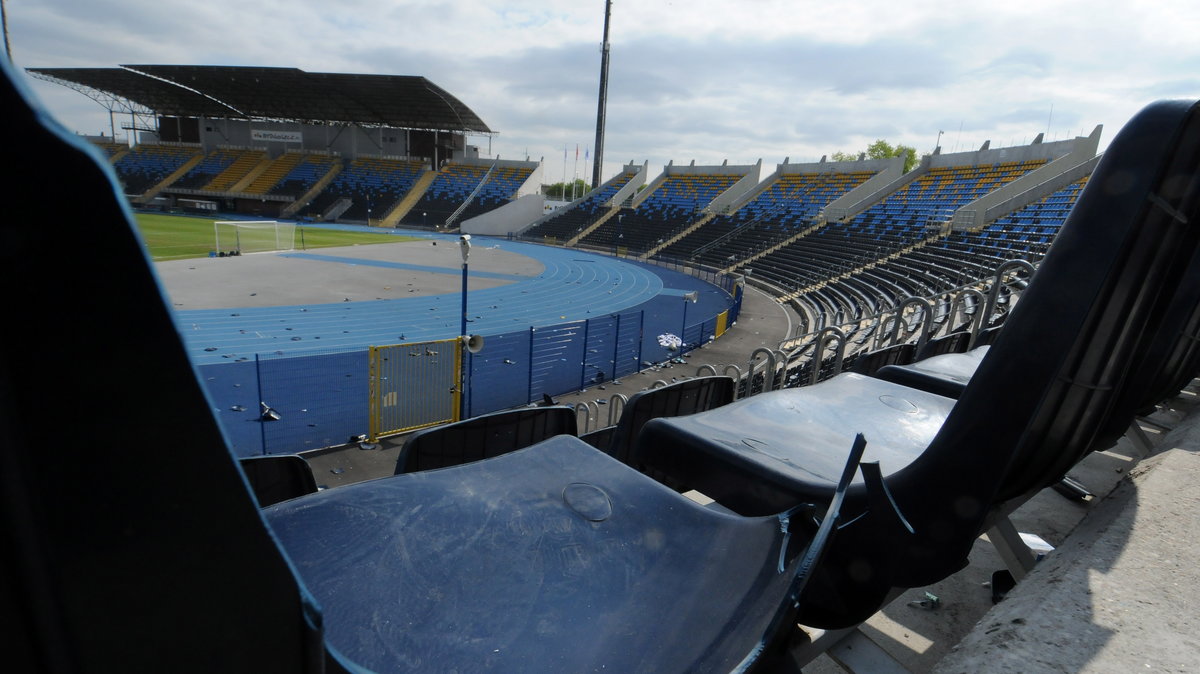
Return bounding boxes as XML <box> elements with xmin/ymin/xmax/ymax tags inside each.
<box><xmin>133</xmin><ymin>151</ymin><xmax>203</xmax><ymax>204</ymax></box>
<box><xmin>280</xmin><ymin>161</ymin><xmax>343</xmax><ymax>218</ymax></box>
<box><xmin>381</xmin><ymin>167</ymin><xmax>436</xmax><ymax>227</ymax></box>
<box><xmin>642</xmin><ymin>210</ymin><xmax>717</xmax><ymax>259</ymax></box>
<box><xmin>228</xmin><ymin>152</ymin><xmax>275</xmax><ymax>193</ymax></box>
<box><xmin>204</xmin><ymin>149</ymin><xmax>265</xmax><ymax>192</ymax></box>
<box><xmin>566</xmin><ymin>204</ymin><xmax>621</xmax><ymax>247</ymax></box>
<box><xmin>243</xmin><ymin>152</ymin><xmax>303</xmax><ymax>194</ymax></box>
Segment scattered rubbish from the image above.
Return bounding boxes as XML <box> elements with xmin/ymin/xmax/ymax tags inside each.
<box><xmin>204</xmin><ymin>347</ymin><xmax>218</xmax><ymax>352</ymax></box>
<box><xmin>596</xmin><ymin>399</ymin><xmax>607</xmax><ymax>405</ymax></box>
<box><xmin>1019</xmin><ymin>532</ymin><xmax>1055</xmax><ymax>560</ymax></box>
<box><xmin>291</xmin><ymin>336</ymin><xmax>302</xmax><ymax>341</ymax></box>
<box><xmin>260</xmin><ymin>402</ymin><xmax>281</xmax><ymax>421</ymax></box>
<box><xmin>907</xmin><ymin>591</ymin><xmax>940</xmax><ymax>610</ymax></box>
<box><xmin>358</xmin><ymin>442</ymin><xmax>379</xmax><ymax>451</ymax></box>
<box><xmin>330</xmin><ymin>467</ymin><xmax>345</xmax><ymax>475</ymax></box>
<box><xmin>230</xmin><ymin>405</ymin><xmax>246</xmax><ymax>412</ymax></box>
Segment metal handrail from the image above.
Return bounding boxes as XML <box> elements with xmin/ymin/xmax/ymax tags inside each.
<box><xmin>810</xmin><ymin>327</ymin><xmax>847</xmax><ymax>386</ymax></box>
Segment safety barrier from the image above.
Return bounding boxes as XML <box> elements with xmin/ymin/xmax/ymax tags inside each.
<box><xmin>202</xmin><ymin>296</ymin><xmax>740</xmax><ymax>456</ymax></box>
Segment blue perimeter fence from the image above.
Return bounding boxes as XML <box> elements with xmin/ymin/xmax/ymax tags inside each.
<box><xmin>203</xmin><ymin>267</ymin><xmax>743</xmax><ymax>457</ymax></box>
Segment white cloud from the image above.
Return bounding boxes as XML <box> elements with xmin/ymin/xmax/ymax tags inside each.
<box><xmin>12</xmin><ymin>0</ymin><xmax>1200</xmax><ymax>183</ymax></box>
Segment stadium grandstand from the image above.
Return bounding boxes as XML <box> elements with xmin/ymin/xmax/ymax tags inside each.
<box><xmin>17</xmin><ymin>49</ymin><xmax>1200</xmax><ymax>672</ymax></box>
<box><xmin>28</xmin><ymin>65</ymin><xmax>542</xmax><ymax>228</ymax></box>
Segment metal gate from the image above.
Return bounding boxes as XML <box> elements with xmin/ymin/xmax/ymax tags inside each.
<box><xmin>368</xmin><ymin>338</ymin><xmax>461</xmax><ymax>441</ymax></box>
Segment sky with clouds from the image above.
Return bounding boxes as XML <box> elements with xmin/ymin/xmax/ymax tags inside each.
<box><xmin>10</xmin><ymin>0</ymin><xmax>1200</xmax><ymax>184</ymax></box>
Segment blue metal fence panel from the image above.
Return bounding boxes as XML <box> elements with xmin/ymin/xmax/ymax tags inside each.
<box><xmin>467</xmin><ymin>328</ymin><xmax>533</xmax><ymax>417</ymax></box>
<box><xmin>582</xmin><ymin>316</ymin><xmax>619</xmax><ymax>387</ymax></box>
<box><xmin>530</xmin><ymin>321</ymin><xmax>587</xmax><ymax>400</ymax></box>
<box><xmin>257</xmin><ymin>350</ymin><xmax>368</xmax><ymax>454</ymax></box>
<box><xmin>614</xmin><ymin>311</ymin><xmax>644</xmax><ymax>378</ymax></box>
<box><xmin>199</xmin><ymin>360</ymin><xmax>264</xmax><ymax>458</ymax></box>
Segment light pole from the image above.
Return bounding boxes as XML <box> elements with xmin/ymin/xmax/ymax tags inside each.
<box><xmin>459</xmin><ymin>234</ymin><xmax>471</xmax><ymax>337</ymax></box>
<box><xmin>681</xmin><ymin>290</ymin><xmax>699</xmax><ymax>348</ymax></box>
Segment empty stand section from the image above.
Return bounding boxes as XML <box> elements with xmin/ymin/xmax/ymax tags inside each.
<box><xmin>111</xmin><ymin>143</ymin><xmax>202</xmax><ymax>196</ymax></box>
<box><xmin>265</xmin><ymin>153</ymin><xmax>339</xmax><ymax>198</ymax></box>
<box><xmin>399</xmin><ymin>162</ymin><xmax>491</xmax><ymax>228</ymax></box>
<box><xmin>521</xmin><ymin>167</ymin><xmax>640</xmax><ymax>243</ymax></box>
<box><xmin>578</xmin><ymin>168</ymin><xmax>745</xmax><ymax>254</ymax></box>
<box><xmin>659</xmin><ymin>168</ymin><xmax>877</xmax><ymax>267</ymax></box>
<box><xmin>297</xmin><ymin>156</ymin><xmax>425</xmax><ymax>223</ymax></box>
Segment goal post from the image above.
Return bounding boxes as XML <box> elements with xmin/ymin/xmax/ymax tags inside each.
<box><xmin>213</xmin><ymin>220</ymin><xmax>296</xmax><ymax>255</ymax></box>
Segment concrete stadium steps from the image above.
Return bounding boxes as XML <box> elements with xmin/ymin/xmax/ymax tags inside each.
<box><xmin>281</xmin><ymin>161</ymin><xmax>343</xmax><ymax>218</ymax></box>
<box><xmin>566</xmin><ymin>205</ymin><xmax>620</xmax><ymax>247</ymax></box>
<box><xmin>641</xmin><ymin>211</ymin><xmax>716</xmax><ymax>260</ymax></box>
<box><xmin>133</xmin><ymin>152</ymin><xmax>204</xmax><ymax>204</ymax></box>
<box><xmin>382</xmin><ymin>168</ymin><xmax>436</xmax><ymax>227</ymax></box>
<box><xmin>244</xmin><ymin>152</ymin><xmax>304</xmax><ymax>194</ymax></box>
<box><xmin>204</xmin><ymin>149</ymin><xmax>267</xmax><ymax>192</ymax></box>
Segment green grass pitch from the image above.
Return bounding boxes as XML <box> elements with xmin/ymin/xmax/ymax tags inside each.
<box><xmin>135</xmin><ymin>213</ymin><xmax>419</xmax><ymax>261</ymax></box>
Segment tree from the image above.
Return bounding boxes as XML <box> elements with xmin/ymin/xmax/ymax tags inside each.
<box><xmin>542</xmin><ymin>179</ymin><xmax>591</xmax><ymax>200</ymax></box>
<box><xmin>831</xmin><ymin>139</ymin><xmax>919</xmax><ymax>172</ymax></box>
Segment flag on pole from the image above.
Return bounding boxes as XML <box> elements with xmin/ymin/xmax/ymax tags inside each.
<box><xmin>585</xmin><ymin>146</ymin><xmax>590</xmax><ymax>161</ymax></box>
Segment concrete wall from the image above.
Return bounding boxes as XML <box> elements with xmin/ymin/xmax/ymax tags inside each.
<box><xmin>632</xmin><ymin>160</ymin><xmax>759</xmax><ymax>209</ymax></box>
<box><xmin>606</xmin><ymin>161</ymin><xmax>649</xmax><ymax>206</ymax></box>
<box><xmin>952</xmin><ymin>126</ymin><xmax>1103</xmax><ymax>229</ymax></box>
<box><xmin>460</xmin><ymin>193</ymin><xmax>546</xmax><ymax>236</ymax></box>
<box><xmin>708</xmin><ymin>159</ymin><xmax>763</xmax><ymax>213</ymax></box>
<box><xmin>822</xmin><ymin>155</ymin><xmax>910</xmax><ymax>221</ymax></box>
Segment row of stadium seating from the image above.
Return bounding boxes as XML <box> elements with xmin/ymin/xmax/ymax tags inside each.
<box><xmin>111</xmin><ymin>143</ymin><xmax>199</xmax><ymax>195</ymax></box>
<box><xmin>101</xmin><ymin>140</ymin><xmax>531</xmax><ymax>224</ymax></box>
<box><xmin>791</xmin><ymin>177</ymin><xmax>1088</xmax><ymax>331</ymax></box>
<box><xmin>297</xmin><ymin>156</ymin><xmax>425</xmax><ymax>221</ymax></box>
<box><xmin>521</xmin><ymin>170</ymin><xmax>638</xmax><ymax>242</ymax></box>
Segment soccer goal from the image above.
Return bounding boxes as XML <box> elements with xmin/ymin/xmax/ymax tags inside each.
<box><xmin>213</xmin><ymin>220</ymin><xmax>296</xmax><ymax>255</ymax></box>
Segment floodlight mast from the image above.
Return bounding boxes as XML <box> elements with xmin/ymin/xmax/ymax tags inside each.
<box><xmin>591</xmin><ymin>0</ymin><xmax>613</xmax><ymax>189</ymax></box>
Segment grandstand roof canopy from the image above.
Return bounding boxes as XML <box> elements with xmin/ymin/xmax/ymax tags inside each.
<box><xmin>27</xmin><ymin>65</ymin><xmax>492</xmax><ymax>133</ymax></box>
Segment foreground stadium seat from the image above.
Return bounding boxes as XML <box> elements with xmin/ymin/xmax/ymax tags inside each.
<box><xmin>0</xmin><ymin>60</ymin><xmax>862</xmax><ymax>673</ymax></box>
<box><xmin>270</xmin><ymin>433</ymin><xmax>865</xmax><ymax>672</ymax></box>
<box><xmin>633</xmin><ymin>98</ymin><xmax>1200</xmax><ymax>629</ymax></box>
<box><xmin>393</xmin><ymin>404</ymin><xmax>577</xmax><ymax>473</ymax></box>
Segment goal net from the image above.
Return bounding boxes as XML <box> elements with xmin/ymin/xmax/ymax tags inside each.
<box><xmin>213</xmin><ymin>220</ymin><xmax>296</xmax><ymax>255</ymax></box>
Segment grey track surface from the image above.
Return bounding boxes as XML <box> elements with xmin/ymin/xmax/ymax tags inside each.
<box><xmin>156</xmin><ymin>240</ymin><xmax>542</xmax><ymax>310</ymax></box>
